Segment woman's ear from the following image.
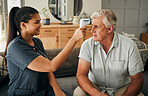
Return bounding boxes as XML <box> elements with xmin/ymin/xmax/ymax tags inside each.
<box><xmin>107</xmin><ymin>25</ymin><xmax>114</xmax><ymax>33</ymax></box>
<box><xmin>20</xmin><ymin>22</ymin><xmax>27</xmax><ymax>30</ymax></box>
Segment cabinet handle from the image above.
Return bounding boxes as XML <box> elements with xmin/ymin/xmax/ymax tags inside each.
<box><xmin>68</xmin><ymin>37</ymin><xmax>72</xmax><ymax>39</ymax></box>
<box><xmin>56</xmin><ymin>35</ymin><xmax>58</xmax><ymax>43</ymax></box>
<box><xmin>45</xmin><ymin>30</ymin><xmax>51</xmax><ymax>32</ymax></box>
<box><xmin>68</xmin><ymin>30</ymin><xmax>74</xmax><ymax>31</ymax></box>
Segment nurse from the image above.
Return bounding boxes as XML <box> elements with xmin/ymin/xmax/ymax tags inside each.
<box><xmin>4</xmin><ymin>6</ymin><xmax>85</xmax><ymax>96</ymax></box>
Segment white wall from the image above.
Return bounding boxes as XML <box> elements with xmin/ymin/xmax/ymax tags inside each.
<box><xmin>0</xmin><ymin>0</ymin><xmax>1</xmax><ymax>6</ymax></box>
<box><xmin>24</xmin><ymin>0</ymin><xmax>101</xmax><ymax>23</ymax></box>
<box><xmin>82</xmin><ymin>0</ymin><xmax>101</xmax><ymax>16</ymax></box>
<box><xmin>25</xmin><ymin>0</ymin><xmax>60</xmax><ymax>23</ymax></box>
<box><xmin>102</xmin><ymin>0</ymin><xmax>148</xmax><ymax>39</ymax></box>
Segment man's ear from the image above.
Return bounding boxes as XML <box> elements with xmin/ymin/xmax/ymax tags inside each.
<box><xmin>107</xmin><ymin>25</ymin><xmax>114</xmax><ymax>33</ymax></box>
<box><xmin>20</xmin><ymin>22</ymin><xmax>27</xmax><ymax>30</ymax></box>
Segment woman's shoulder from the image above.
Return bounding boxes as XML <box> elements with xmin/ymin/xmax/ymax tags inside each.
<box><xmin>8</xmin><ymin>37</ymin><xmax>23</xmax><ymax>47</ymax></box>
<box><xmin>7</xmin><ymin>37</ymin><xmax>30</xmax><ymax>51</ymax></box>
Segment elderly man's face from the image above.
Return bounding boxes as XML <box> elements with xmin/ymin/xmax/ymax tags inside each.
<box><xmin>91</xmin><ymin>16</ymin><xmax>109</xmax><ymax>42</ymax></box>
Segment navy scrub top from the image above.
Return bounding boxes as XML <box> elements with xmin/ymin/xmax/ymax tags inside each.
<box><xmin>5</xmin><ymin>37</ymin><xmax>54</xmax><ymax>96</ymax></box>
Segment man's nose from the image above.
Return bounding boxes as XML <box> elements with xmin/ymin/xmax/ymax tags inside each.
<box><xmin>91</xmin><ymin>27</ymin><xmax>95</xmax><ymax>33</ymax></box>
<box><xmin>39</xmin><ymin>22</ymin><xmax>42</xmax><ymax>27</ymax></box>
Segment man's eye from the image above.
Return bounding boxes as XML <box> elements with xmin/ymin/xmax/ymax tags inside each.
<box><xmin>35</xmin><ymin>22</ymin><xmax>39</xmax><ymax>24</ymax></box>
<box><xmin>94</xmin><ymin>25</ymin><xmax>97</xmax><ymax>28</ymax></box>
<box><xmin>95</xmin><ymin>26</ymin><xmax>99</xmax><ymax>28</ymax></box>
<box><xmin>97</xmin><ymin>26</ymin><xmax>101</xmax><ymax>29</ymax></box>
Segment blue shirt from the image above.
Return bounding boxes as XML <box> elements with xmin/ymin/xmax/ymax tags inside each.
<box><xmin>79</xmin><ymin>32</ymin><xmax>144</xmax><ymax>89</ymax></box>
<box><xmin>5</xmin><ymin>37</ymin><xmax>54</xmax><ymax>96</ymax></box>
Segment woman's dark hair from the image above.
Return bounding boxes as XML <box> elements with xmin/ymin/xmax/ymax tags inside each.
<box><xmin>4</xmin><ymin>6</ymin><xmax>39</xmax><ymax>64</ymax></box>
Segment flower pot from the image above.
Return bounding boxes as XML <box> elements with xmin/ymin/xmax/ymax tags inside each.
<box><xmin>43</xmin><ymin>18</ymin><xmax>50</xmax><ymax>25</ymax></box>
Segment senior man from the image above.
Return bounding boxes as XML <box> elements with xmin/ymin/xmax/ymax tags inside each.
<box><xmin>74</xmin><ymin>9</ymin><xmax>144</xmax><ymax>96</ymax></box>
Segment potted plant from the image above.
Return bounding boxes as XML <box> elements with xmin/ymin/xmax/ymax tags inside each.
<box><xmin>39</xmin><ymin>7</ymin><xmax>50</xmax><ymax>25</ymax></box>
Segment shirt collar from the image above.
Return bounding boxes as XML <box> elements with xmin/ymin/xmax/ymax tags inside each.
<box><xmin>112</xmin><ymin>32</ymin><xmax>118</xmax><ymax>48</ymax></box>
<box><xmin>94</xmin><ymin>32</ymin><xmax>119</xmax><ymax>48</ymax></box>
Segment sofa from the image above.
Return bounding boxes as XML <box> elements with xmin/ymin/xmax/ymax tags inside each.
<box><xmin>0</xmin><ymin>39</ymin><xmax>148</xmax><ymax>96</ymax></box>
<box><xmin>0</xmin><ymin>48</ymin><xmax>80</xmax><ymax>96</ymax></box>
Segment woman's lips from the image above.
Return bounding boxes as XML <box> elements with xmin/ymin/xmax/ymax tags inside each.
<box><xmin>37</xmin><ymin>29</ymin><xmax>40</xmax><ymax>32</ymax></box>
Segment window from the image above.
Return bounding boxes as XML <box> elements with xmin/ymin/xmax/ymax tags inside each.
<box><xmin>0</xmin><ymin>0</ymin><xmax>7</xmax><ymax>52</ymax></box>
<box><xmin>0</xmin><ymin>0</ymin><xmax>23</xmax><ymax>52</ymax></box>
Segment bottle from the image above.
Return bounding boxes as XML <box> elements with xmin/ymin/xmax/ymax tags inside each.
<box><xmin>80</xmin><ymin>11</ymin><xmax>88</xmax><ymax>19</ymax></box>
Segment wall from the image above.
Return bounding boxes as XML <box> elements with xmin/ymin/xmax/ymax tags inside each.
<box><xmin>24</xmin><ymin>0</ymin><xmax>59</xmax><ymax>23</ymax></box>
<box><xmin>102</xmin><ymin>0</ymin><xmax>148</xmax><ymax>39</ymax></box>
<box><xmin>82</xmin><ymin>0</ymin><xmax>101</xmax><ymax>16</ymax></box>
<box><xmin>24</xmin><ymin>0</ymin><xmax>101</xmax><ymax>23</ymax></box>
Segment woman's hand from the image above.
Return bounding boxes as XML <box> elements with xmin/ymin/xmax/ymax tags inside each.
<box><xmin>61</xmin><ymin>91</ymin><xmax>66</xmax><ymax>96</ymax></box>
<box><xmin>99</xmin><ymin>92</ymin><xmax>109</xmax><ymax>96</ymax></box>
<box><xmin>54</xmin><ymin>90</ymin><xmax>66</xmax><ymax>96</ymax></box>
<box><xmin>72</xmin><ymin>26</ymin><xmax>86</xmax><ymax>43</ymax></box>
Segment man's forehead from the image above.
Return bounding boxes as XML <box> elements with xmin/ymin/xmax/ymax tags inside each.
<box><xmin>92</xmin><ymin>17</ymin><xmax>104</xmax><ymax>24</ymax></box>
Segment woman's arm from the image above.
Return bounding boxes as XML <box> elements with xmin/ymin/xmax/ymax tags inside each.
<box><xmin>27</xmin><ymin>27</ymin><xmax>86</xmax><ymax>72</ymax></box>
<box><xmin>48</xmin><ymin>72</ymin><xmax>66</xmax><ymax>96</ymax></box>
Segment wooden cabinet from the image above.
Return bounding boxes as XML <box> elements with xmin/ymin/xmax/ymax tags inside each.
<box><xmin>141</xmin><ymin>33</ymin><xmax>148</xmax><ymax>44</ymax></box>
<box><xmin>36</xmin><ymin>24</ymin><xmax>92</xmax><ymax>49</ymax></box>
<box><xmin>59</xmin><ymin>27</ymin><xmax>83</xmax><ymax>48</ymax></box>
<box><xmin>36</xmin><ymin>28</ymin><xmax>59</xmax><ymax>49</ymax></box>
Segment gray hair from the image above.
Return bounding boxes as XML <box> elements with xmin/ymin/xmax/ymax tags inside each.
<box><xmin>91</xmin><ymin>9</ymin><xmax>117</xmax><ymax>31</ymax></box>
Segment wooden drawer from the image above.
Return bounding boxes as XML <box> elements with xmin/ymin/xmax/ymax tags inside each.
<box><xmin>59</xmin><ymin>28</ymin><xmax>77</xmax><ymax>48</ymax></box>
<box><xmin>40</xmin><ymin>28</ymin><xmax>58</xmax><ymax>33</ymax></box>
<box><xmin>60</xmin><ymin>28</ymin><xmax>77</xmax><ymax>34</ymax></box>
<box><xmin>39</xmin><ymin>32</ymin><xmax>58</xmax><ymax>37</ymax></box>
<box><xmin>60</xmin><ymin>33</ymin><xmax>82</xmax><ymax>48</ymax></box>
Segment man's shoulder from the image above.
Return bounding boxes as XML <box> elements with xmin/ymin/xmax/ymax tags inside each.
<box><xmin>80</xmin><ymin>37</ymin><xmax>94</xmax><ymax>51</ymax></box>
<box><xmin>83</xmin><ymin>37</ymin><xmax>94</xmax><ymax>44</ymax></box>
<box><xmin>117</xmin><ymin>33</ymin><xmax>135</xmax><ymax>46</ymax></box>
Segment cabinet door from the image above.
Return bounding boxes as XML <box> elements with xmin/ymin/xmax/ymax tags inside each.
<box><xmin>38</xmin><ymin>28</ymin><xmax>59</xmax><ymax>49</ymax></box>
<box><xmin>60</xmin><ymin>27</ymin><xmax>82</xmax><ymax>48</ymax></box>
